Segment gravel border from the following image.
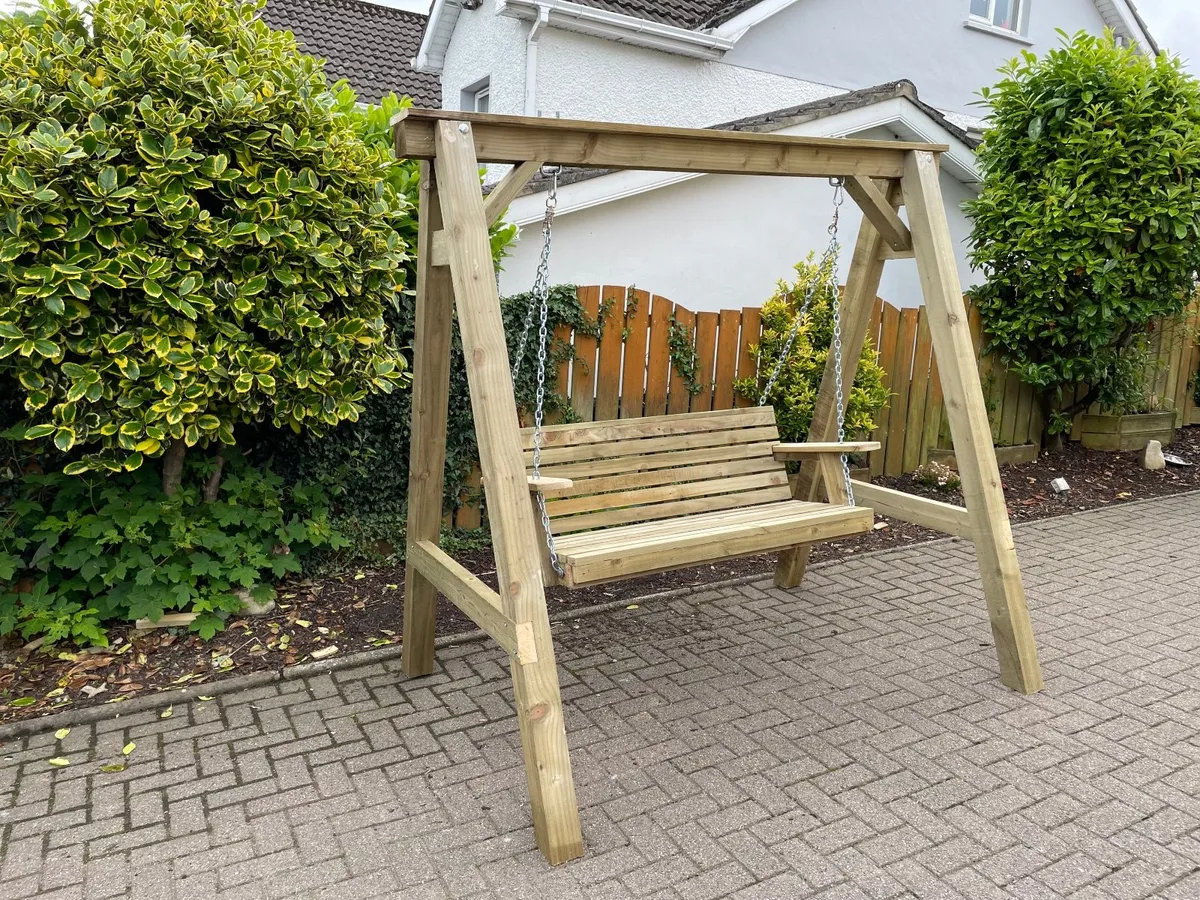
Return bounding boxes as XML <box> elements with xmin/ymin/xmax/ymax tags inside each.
<box><xmin>4</xmin><ymin>487</ymin><xmax>1197</xmax><ymax>743</ymax></box>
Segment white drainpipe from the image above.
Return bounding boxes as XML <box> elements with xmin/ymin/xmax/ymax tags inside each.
<box><xmin>524</xmin><ymin>4</ymin><xmax>550</xmax><ymax>116</ymax></box>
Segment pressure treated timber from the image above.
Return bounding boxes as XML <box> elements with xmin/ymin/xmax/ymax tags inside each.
<box><xmin>903</xmin><ymin>149</ymin><xmax>1043</xmax><ymax>695</ymax></box>
<box><xmin>773</xmin><ymin>441</ymin><xmax>881</xmax><ymax>457</ymax></box>
<box><xmin>408</xmin><ymin>541</ymin><xmax>537</xmax><ymax>665</ymax></box>
<box><xmin>851</xmin><ymin>482</ymin><xmax>973</xmax><ymax>539</ymax></box>
<box><xmin>775</xmin><ymin>179</ymin><xmax>898</xmax><ymax>588</ymax></box>
<box><xmin>552</xmin><ymin>501</ymin><xmax>873</xmax><ymax>587</ymax></box>
<box><xmin>394</xmin><ymin>108</ymin><xmax>947</xmax><ymax>179</ymax></box>
<box><xmin>402</xmin><ymin>163</ymin><xmax>454</xmax><ymax>677</ymax></box>
<box><xmin>432</xmin><ymin>119</ymin><xmax>584</xmax><ymax>864</ymax></box>
<box><xmin>844</xmin><ymin>176</ymin><xmax>912</xmax><ymax>251</ymax></box>
<box><xmin>483</xmin><ymin>159</ymin><xmax>543</xmax><ymax>226</ymax></box>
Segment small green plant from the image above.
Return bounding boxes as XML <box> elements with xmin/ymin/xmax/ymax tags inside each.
<box><xmin>912</xmin><ymin>461</ymin><xmax>961</xmax><ymax>493</ymax></box>
<box><xmin>736</xmin><ymin>255</ymin><xmax>889</xmax><ymax>443</ymax></box>
<box><xmin>667</xmin><ymin>315</ymin><xmax>705</xmax><ymax>396</ymax></box>
<box><xmin>0</xmin><ymin>450</ymin><xmax>345</xmax><ymax>645</ymax></box>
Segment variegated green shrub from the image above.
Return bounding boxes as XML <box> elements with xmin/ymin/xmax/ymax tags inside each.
<box><xmin>0</xmin><ymin>0</ymin><xmax>408</xmax><ymax>486</ymax></box>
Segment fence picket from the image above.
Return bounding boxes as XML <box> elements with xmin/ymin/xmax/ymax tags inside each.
<box><xmin>713</xmin><ymin>310</ymin><xmax>741</xmax><ymax>410</ymax></box>
<box><xmin>619</xmin><ymin>288</ymin><xmax>651</xmax><ymax>419</ymax></box>
<box><xmin>571</xmin><ymin>285</ymin><xmax>600</xmax><ymax>421</ymax></box>
<box><xmin>736</xmin><ymin>307</ymin><xmax>761</xmax><ymax>408</ymax></box>
<box><xmin>884</xmin><ymin>307</ymin><xmax>919</xmax><ymax>476</ymax></box>
<box><xmin>668</xmin><ymin>304</ymin><xmax>696</xmax><ymax>415</ymax></box>
<box><xmin>594</xmin><ymin>285</ymin><xmax>625</xmax><ymax>421</ymax></box>
<box><xmin>644</xmin><ymin>295</ymin><xmax>673</xmax><ymax>416</ymax></box>
<box><xmin>692</xmin><ymin>311</ymin><xmax>719</xmax><ymax>412</ymax></box>
<box><xmin>871</xmin><ymin>301</ymin><xmax>901</xmax><ymax>479</ymax></box>
<box><xmin>902</xmin><ymin>307</ymin><xmax>933</xmax><ymax>473</ymax></box>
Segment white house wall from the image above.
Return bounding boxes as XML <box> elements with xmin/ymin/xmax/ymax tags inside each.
<box><xmin>440</xmin><ymin>3</ymin><xmax>528</xmax><ymax>113</ymax></box>
<box><xmin>498</xmin><ymin>161</ymin><xmax>979</xmax><ymax>312</ymax></box>
<box><xmin>531</xmin><ymin>29</ymin><xmax>842</xmax><ymax>126</ymax></box>
<box><xmin>726</xmin><ymin>0</ymin><xmax>1113</xmax><ymax>116</ymax></box>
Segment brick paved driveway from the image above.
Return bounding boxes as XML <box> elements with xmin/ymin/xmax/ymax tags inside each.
<box><xmin>3</xmin><ymin>494</ymin><xmax>1200</xmax><ymax>900</ymax></box>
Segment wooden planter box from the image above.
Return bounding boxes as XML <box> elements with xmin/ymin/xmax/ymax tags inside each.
<box><xmin>928</xmin><ymin>443</ymin><xmax>1039</xmax><ymax>470</ymax></box>
<box><xmin>1079</xmin><ymin>411</ymin><xmax>1176</xmax><ymax>451</ymax></box>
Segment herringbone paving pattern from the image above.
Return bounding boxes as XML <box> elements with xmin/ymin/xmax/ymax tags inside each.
<box><xmin>3</xmin><ymin>495</ymin><xmax>1200</xmax><ymax>899</ymax></box>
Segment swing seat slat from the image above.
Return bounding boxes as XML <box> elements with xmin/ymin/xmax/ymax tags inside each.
<box><xmin>520</xmin><ymin>407</ymin><xmax>876</xmax><ymax>588</ymax></box>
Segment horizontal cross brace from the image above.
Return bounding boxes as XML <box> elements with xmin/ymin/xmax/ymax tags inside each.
<box><xmin>394</xmin><ymin>109</ymin><xmax>947</xmax><ymax>179</ymax></box>
<box><xmin>850</xmin><ymin>481</ymin><xmax>973</xmax><ymax>540</ymax></box>
<box><xmin>408</xmin><ymin>540</ymin><xmax>538</xmax><ymax>665</ymax></box>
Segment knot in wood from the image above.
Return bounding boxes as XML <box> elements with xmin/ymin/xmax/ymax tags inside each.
<box><xmin>474</xmin><ymin>347</ymin><xmax>486</xmax><ymax>365</ymax></box>
<box><xmin>530</xmin><ymin>703</ymin><xmax>550</xmax><ymax>721</ymax></box>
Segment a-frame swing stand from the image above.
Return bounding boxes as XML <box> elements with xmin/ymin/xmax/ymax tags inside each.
<box><xmin>393</xmin><ymin>109</ymin><xmax>1044</xmax><ymax>866</ymax></box>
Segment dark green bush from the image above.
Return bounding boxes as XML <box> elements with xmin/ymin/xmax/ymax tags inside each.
<box><xmin>736</xmin><ymin>256</ymin><xmax>889</xmax><ymax>443</ymax></box>
<box><xmin>0</xmin><ymin>450</ymin><xmax>344</xmax><ymax>645</ymax></box>
<box><xmin>967</xmin><ymin>31</ymin><xmax>1200</xmax><ymax>438</ymax></box>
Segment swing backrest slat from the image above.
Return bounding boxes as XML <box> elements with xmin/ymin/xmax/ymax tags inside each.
<box><xmin>520</xmin><ymin>407</ymin><xmax>793</xmax><ymax>535</ymax></box>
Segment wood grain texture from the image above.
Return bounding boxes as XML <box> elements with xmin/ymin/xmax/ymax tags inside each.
<box><xmin>884</xmin><ymin>307</ymin><xmax>919</xmax><ymax>476</ymax></box>
<box><xmin>571</xmin><ymin>285</ymin><xmax>600</xmax><ymax>422</ymax></box>
<box><xmin>735</xmin><ymin>307</ymin><xmax>761</xmax><ymax>408</ymax></box>
<box><xmin>394</xmin><ymin>109</ymin><xmax>944</xmax><ymax>177</ymax></box>
<box><xmin>644</xmin><ymin>295</ymin><xmax>674</xmax><ymax>416</ymax></box>
<box><xmin>433</xmin><ymin>120</ymin><xmax>584</xmax><ymax>863</ymax></box>
<box><xmin>713</xmin><ymin>310</ymin><xmax>741</xmax><ymax>409</ymax></box>
<box><xmin>775</xmin><ymin>181</ymin><xmax>895</xmax><ymax>589</ymax></box>
<box><xmin>668</xmin><ymin>304</ymin><xmax>696</xmax><ymax>415</ymax></box>
<box><xmin>845</xmin><ymin>176</ymin><xmax>912</xmax><ymax>251</ymax></box>
<box><xmin>402</xmin><ymin>163</ymin><xmax>453</xmax><ymax>677</ymax></box>
<box><xmin>692</xmin><ymin>311</ymin><xmax>719</xmax><ymax>412</ymax></box>
<box><xmin>903</xmin><ymin>149</ymin><xmax>1043</xmax><ymax>695</ymax></box>
<box><xmin>851</xmin><ymin>481</ymin><xmax>972</xmax><ymax>539</ymax></box>
<box><xmin>594</xmin><ymin>285</ymin><xmax>625</xmax><ymax>421</ymax></box>
<box><xmin>483</xmin><ymin>159</ymin><xmax>543</xmax><ymax>226</ymax></box>
<box><xmin>619</xmin><ymin>289</ymin><xmax>650</xmax><ymax>419</ymax></box>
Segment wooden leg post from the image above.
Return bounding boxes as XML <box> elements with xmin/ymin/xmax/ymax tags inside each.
<box><xmin>402</xmin><ymin>162</ymin><xmax>454</xmax><ymax>677</ymax></box>
<box><xmin>434</xmin><ymin>121</ymin><xmax>585</xmax><ymax>864</ymax></box>
<box><xmin>775</xmin><ymin>180</ymin><xmax>897</xmax><ymax>588</ymax></box>
<box><xmin>902</xmin><ymin>151</ymin><xmax>1043</xmax><ymax>694</ymax></box>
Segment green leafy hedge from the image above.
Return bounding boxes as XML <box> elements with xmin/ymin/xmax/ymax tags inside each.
<box><xmin>0</xmin><ymin>451</ymin><xmax>343</xmax><ymax>644</ymax></box>
<box><xmin>736</xmin><ymin>256</ymin><xmax>889</xmax><ymax>443</ymax></box>
<box><xmin>967</xmin><ymin>31</ymin><xmax>1200</xmax><ymax>434</ymax></box>
<box><xmin>0</xmin><ymin>0</ymin><xmax>408</xmax><ymax>477</ymax></box>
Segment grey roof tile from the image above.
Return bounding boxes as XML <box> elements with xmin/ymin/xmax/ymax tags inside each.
<box><xmin>262</xmin><ymin>0</ymin><xmax>440</xmax><ymax>106</ymax></box>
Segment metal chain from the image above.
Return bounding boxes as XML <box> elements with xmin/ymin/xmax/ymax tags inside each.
<box><xmin>511</xmin><ymin>167</ymin><xmax>560</xmax><ymax>382</ymax></box>
<box><xmin>760</xmin><ymin>178</ymin><xmax>855</xmax><ymax>506</ymax></box>
<box><xmin>758</xmin><ymin>178</ymin><xmax>844</xmax><ymax>406</ymax></box>
<box><xmin>525</xmin><ymin>167</ymin><xmax>565</xmax><ymax>577</ymax></box>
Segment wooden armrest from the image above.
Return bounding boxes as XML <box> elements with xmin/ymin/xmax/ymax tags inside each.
<box><xmin>526</xmin><ymin>475</ymin><xmax>574</xmax><ymax>495</ymax></box>
<box><xmin>772</xmin><ymin>441</ymin><xmax>881</xmax><ymax>460</ymax></box>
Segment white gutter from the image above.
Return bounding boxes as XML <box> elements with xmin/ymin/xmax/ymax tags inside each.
<box><xmin>498</xmin><ymin>0</ymin><xmax>734</xmax><ymax>60</ymax></box>
<box><xmin>524</xmin><ymin>4</ymin><xmax>550</xmax><ymax>116</ymax></box>
<box><xmin>413</xmin><ymin>0</ymin><xmax>462</xmax><ymax>74</ymax></box>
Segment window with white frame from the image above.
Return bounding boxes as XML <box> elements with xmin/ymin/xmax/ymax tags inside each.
<box><xmin>460</xmin><ymin>77</ymin><xmax>491</xmax><ymax>114</ymax></box>
<box><xmin>970</xmin><ymin>0</ymin><xmax>1024</xmax><ymax>33</ymax></box>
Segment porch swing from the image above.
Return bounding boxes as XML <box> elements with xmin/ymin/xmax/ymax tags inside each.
<box><xmin>510</xmin><ymin>168</ymin><xmax>879</xmax><ymax>589</ymax></box>
<box><xmin>394</xmin><ymin>109</ymin><xmax>1043</xmax><ymax>866</ymax></box>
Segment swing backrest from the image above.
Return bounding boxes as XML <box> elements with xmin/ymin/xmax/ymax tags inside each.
<box><xmin>519</xmin><ymin>407</ymin><xmax>793</xmax><ymax>535</ymax></box>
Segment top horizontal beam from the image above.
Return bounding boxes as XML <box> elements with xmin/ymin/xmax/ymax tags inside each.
<box><xmin>393</xmin><ymin>108</ymin><xmax>948</xmax><ymax>180</ymax></box>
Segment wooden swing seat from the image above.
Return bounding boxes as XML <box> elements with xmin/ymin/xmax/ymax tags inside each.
<box><xmin>521</xmin><ymin>407</ymin><xmax>877</xmax><ymax>587</ymax></box>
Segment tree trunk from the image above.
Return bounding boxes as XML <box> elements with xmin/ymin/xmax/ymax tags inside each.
<box><xmin>203</xmin><ymin>452</ymin><xmax>226</xmax><ymax>503</ymax></box>
<box><xmin>162</xmin><ymin>439</ymin><xmax>187</xmax><ymax>497</ymax></box>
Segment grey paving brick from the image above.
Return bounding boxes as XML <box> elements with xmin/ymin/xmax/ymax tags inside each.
<box><xmin>2</xmin><ymin>495</ymin><xmax>1200</xmax><ymax>899</ymax></box>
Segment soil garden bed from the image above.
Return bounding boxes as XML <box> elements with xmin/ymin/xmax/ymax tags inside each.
<box><xmin>3</xmin><ymin>427</ymin><xmax>1200</xmax><ymax>728</ymax></box>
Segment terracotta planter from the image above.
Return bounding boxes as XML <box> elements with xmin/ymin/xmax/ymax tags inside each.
<box><xmin>1078</xmin><ymin>411</ymin><xmax>1176</xmax><ymax>452</ymax></box>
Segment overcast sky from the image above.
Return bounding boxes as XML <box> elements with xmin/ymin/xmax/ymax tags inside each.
<box><xmin>1135</xmin><ymin>0</ymin><xmax>1200</xmax><ymax>72</ymax></box>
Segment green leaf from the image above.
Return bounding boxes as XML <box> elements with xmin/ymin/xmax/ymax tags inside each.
<box><xmin>55</xmin><ymin>728</ymin><xmax>70</xmax><ymax>740</ymax></box>
<box><xmin>23</xmin><ymin>424</ymin><xmax>55</xmax><ymax>440</ymax></box>
<box><xmin>122</xmin><ymin>742</ymin><xmax>135</xmax><ymax>756</ymax></box>
<box><xmin>54</xmin><ymin>428</ymin><xmax>76</xmax><ymax>452</ymax></box>
<box><xmin>48</xmin><ymin>757</ymin><xmax>70</xmax><ymax>767</ymax></box>
<box><xmin>9</xmin><ymin>697</ymin><xmax>36</xmax><ymax>708</ymax></box>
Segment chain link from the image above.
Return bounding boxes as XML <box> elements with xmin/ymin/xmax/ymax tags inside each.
<box><xmin>522</xmin><ymin>166</ymin><xmax>565</xmax><ymax>577</ymax></box>
<box><xmin>511</xmin><ymin>167</ymin><xmax>560</xmax><ymax>383</ymax></box>
<box><xmin>759</xmin><ymin>178</ymin><xmax>855</xmax><ymax>506</ymax></box>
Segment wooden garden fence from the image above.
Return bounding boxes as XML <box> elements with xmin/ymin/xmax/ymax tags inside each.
<box><xmin>449</xmin><ymin>286</ymin><xmax>1200</xmax><ymax>527</ymax></box>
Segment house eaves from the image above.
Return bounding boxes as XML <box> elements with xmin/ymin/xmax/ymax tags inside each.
<box><xmin>504</xmin><ymin>80</ymin><xmax>982</xmax><ymax>227</ymax></box>
<box><xmin>414</xmin><ymin>0</ymin><xmax>464</xmax><ymax>74</ymax></box>
<box><xmin>497</xmin><ymin>0</ymin><xmax>734</xmax><ymax>59</ymax></box>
